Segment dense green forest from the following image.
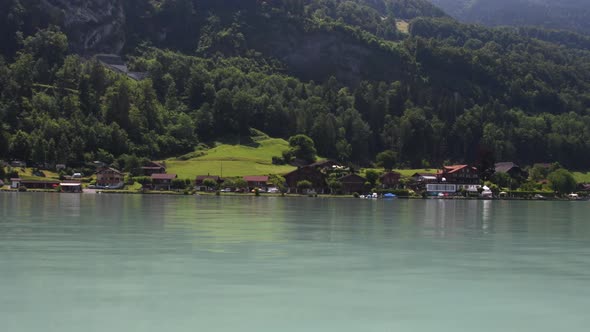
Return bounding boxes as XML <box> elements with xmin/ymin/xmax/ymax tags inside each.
<box><xmin>1</xmin><ymin>0</ymin><xmax>590</xmax><ymax>170</ymax></box>
<box><xmin>431</xmin><ymin>0</ymin><xmax>590</xmax><ymax>35</ymax></box>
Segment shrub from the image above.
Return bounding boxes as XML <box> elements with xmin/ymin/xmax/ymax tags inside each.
<box><xmin>272</xmin><ymin>156</ymin><xmax>285</xmax><ymax>165</ymax></box>
<box><xmin>353</xmin><ymin>192</ymin><xmax>360</xmax><ymax>198</ymax></box>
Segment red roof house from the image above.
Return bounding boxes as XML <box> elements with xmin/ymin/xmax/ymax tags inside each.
<box><xmin>243</xmin><ymin>176</ymin><xmax>270</xmax><ymax>189</ymax></box>
<box><xmin>151</xmin><ymin>173</ymin><xmax>177</xmax><ymax>190</ymax></box>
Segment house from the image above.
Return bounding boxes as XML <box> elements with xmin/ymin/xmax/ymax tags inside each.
<box><xmin>284</xmin><ymin>167</ymin><xmax>328</xmax><ymax>194</ymax></box>
<box><xmin>495</xmin><ymin>162</ymin><xmax>528</xmax><ymax>179</ymax></box>
<box><xmin>578</xmin><ymin>184</ymin><xmax>590</xmax><ymax>192</ymax></box>
<box><xmin>338</xmin><ymin>174</ymin><xmax>367</xmax><ymax>194</ymax></box>
<box><xmin>195</xmin><ymin>175</ymin><xmax>224</xmax><ymax>191</ymax></box>
<box><xmin>438</xmin><ymin>165</ymin><xmax>479</xmax><ymax>184</ymax></box>
<box><xmin>244</xmin><ymin>176</ymin><xmax>270</xmax><ymax>190</ymax></box>
<box><xmin>10</xmin><ymin>160</ymin><xmax>26</xmax><ymax>168</ymax></box>
<box><xmin>10</xmin><ymin>178</ymin><xmax>21</xmax><ymax>189</ymax></box>
<box><xmin>96</xmin><ymin>167</ymin><xmax>124</xmax><ymax>187</ymax></box>
<box><xmin>379</xmin><ymin>171</ymin><xmax>401</xmax><ymax>188</ymax></box>
<box><xmin>12</xmin><ymin>179</ymin><xmax>60</xmax><ymax>190</ymax></box>
<box><xmin>60</xmin><ymin>182</ymin><xmax>82</xmax><ymax>193</ymax></box>
<box><xmin>152</xmin><ymin>173</ymin><xmax>177</xmax><ymax>190</ymax></box>
<box><xmin>412</xmin><ymin>173</ymin><xmax>438</xmax><ymax>183</ymax></box>
<box><xmin>142</xmin><ymin>161</ymin><xmax>166</xmax><ymax>176</ymax></box>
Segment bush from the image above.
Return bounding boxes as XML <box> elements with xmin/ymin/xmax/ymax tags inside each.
<box><xmin>172</xmin><ymin>178</ymin><xmax>188</xmax><ymax>190</ymax></box>
<box><xmin>353</xmin><ymin>192</ymin><xmax>360</xmax><ymax>198</ymax></box>
<box><xmin>272</xmin><ymin>156</ymin><xmax>286</xmax><ymax>165</ymax></box>
<box><xmin>133</xmin><ymin>176</ymin><xmax>153</xmax><ymax>186</ymax></box>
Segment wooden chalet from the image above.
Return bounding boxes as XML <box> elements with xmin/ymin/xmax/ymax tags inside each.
<box><xmin>243</xmin><ymin>176</ymin><xmax>270</xmax><ymax>190</ymax></box>
<box><xmin>142</xmin><ymin>161</ymin><xmax>166</xmax><ymax>176</ymax></box>
<box><xmin>338</xmin><ymin>174</ymin><xmax>367</xmax><ymax>194</ymax></box>
<box><xmin>438</xmin><ymin>165</ymin><xmax>479</xmax><ymax>184</ymax></box>
<box><xmin>494</xmin><ymin>162</ymin><xmax>528</xmax><ymax>179</ymax></box>
<box><xmin>379</xmin><ymin>171</ymin><xmax>401</xmax><ymax>188</ymax></box>
<box><xmin>151</xmin><ymin>173</ymin><xmax>177</xmax><ymax>190</ymax></box>
<box><xmin>96</xmin><ymin>167</ymin><xmax>124</xmax><ymax>187</ymax></box>
<box><xmin>284</xmin><ymin>167</ymin><xmax>327</xmax><ymax>194</ymax></box>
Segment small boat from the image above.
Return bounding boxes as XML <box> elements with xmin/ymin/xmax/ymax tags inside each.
<box><xmin>383</xmin><ymin>193</ymin><xmax>397</xmax><ymax>199</ymax></box>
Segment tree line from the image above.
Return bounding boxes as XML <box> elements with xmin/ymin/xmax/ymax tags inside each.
<box><xmin>2</xmin><ymin>1</ymin><xmax>590</xmax><ymax>170</ymax></box>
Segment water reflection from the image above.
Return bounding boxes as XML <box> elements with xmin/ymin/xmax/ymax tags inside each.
<box><xmin>1</xmin><ymin>194</ymin><xmax>590</xmax><ymax>332</ymax></box>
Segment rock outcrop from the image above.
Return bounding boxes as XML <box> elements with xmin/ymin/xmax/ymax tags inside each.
<box><xmin>41</xmin><ymin>0</ymin><xmax>125</xmax><ymax>54</ymax></box>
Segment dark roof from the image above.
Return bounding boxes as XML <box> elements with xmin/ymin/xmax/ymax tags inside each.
<box><xmin>310</xmin><ymin>160</ymin><xmax>340</xmax><ymax>168</ymax></box>
<box><xmin>96</xmin><ymin>167</ymin><xmax>123</xmax><ymax>175</ymax></box>
<box><xmin>338</xmin><ymin>174</ymin><xmax>366</xmax><ymax>183</ymax></box>
<box><xmin>152</xmin><ymin>174</ymin><xmax>177</xmax><ymax>180</ymax></box>
<box><xmin>495</xmin><ymin>162</ymin><xmax>520</xmax><ymax>173</ymax></box>
<box><xmin>244</xmin><ymin>176</ymin><xmax>269</xmax><ymax>182</ymax></box>
<box><xmin>380</xmin><ymin>171</ymin><xmax>401</xmax><ymax>178</ymax></box>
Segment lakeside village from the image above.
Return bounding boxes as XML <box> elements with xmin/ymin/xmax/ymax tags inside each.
<box><xmin>1</xmin><ymin>159</ymin><xmax>589</xmax><ymax>200</ymax></box>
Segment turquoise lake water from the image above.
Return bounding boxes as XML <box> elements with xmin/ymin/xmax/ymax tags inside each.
<box><xmin>1</xmin><ymin>193</ymin><xmax>589</xmax><ymax>331</ymax></box>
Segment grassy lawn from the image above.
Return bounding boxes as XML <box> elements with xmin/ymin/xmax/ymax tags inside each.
<box><xmin>361</xmin><ymin>168</ymin><xmax>436</xmax><ymax>177</ymax></box>
<box><xmin>9</xmin><ymin>167</ymin><xmax>60</xmax><ymax>180</ymax></box>
<box><xmin>166</xmin><ymin>137</ymin><xmax>296</xmax><ymax>179</ymax></box>
<box><xmin>396</xmin><ymin>20</ymin><xmax>410</xmax><ymax>34</ymax></box>
<box><xmin>573</xmin><ymin>171</ymin><xmax>590</xmax><ymax>184</ymax></box>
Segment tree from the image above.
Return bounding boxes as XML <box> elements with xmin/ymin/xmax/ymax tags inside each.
<box><xmin>296</xmin><ymin>180</ymin><xmax>312</xmax><ymax>193</ymax></box>
<box><xmin>269</xmin><ymin>174</ymin><xmax>287</xmax><ymax>194</ymax></box>
<box><xmin>9</xmin><ymin>130</ymin><xmax>32</xmax><ymax>162</ymax></box>
<box><xmin>376</xmin><ymin>150</ymin><xmax>397</xmax><ymax>170</ymax></box>
<box><xmin>202</xmin><ymin>178</ymin><xmax>218</xmax><ymax>191</ymax></box>
<box><xmin>491</xmin><ymin>172</ymin><xmax>512</xmax><ymax>189</ymax></box>
<box><xmin>548</xmin><ymin>169</ymin><xmax>576</xmax><ymax>195</ymax></box>
<box><xmin>288</xmin><ymin>134</ymin><xmax>317</xmax><ymax>163</ymax></box>
<box><xmin>328</xmin><ymin>179</ymin><xmax>343</xmax><ymax>194</ymax></box>
<box><xmin>365</xmin><ymin>170</ymin><xmax>380</xmax><ymax>187</ymax></box>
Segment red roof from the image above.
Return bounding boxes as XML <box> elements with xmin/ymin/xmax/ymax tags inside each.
<box><xmin>243</xmin><ymin>176</ymin><xmax>269</xmax><ymax>182</ymax></box>
<box><xmin>442</xmin><ymin>165</ymin><xmax>475</xmax><ymax>174</ymax></box>
<box><xmin>151</xmin><ymin>173</ymin><xmax>177</xmax><ymax>180</ymax></box>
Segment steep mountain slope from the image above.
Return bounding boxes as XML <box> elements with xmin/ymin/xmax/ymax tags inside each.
<box><xmin>430</xmin><ymin>0</ymin><xmax>590</xmax><ymax>34</ymax></box>
<box><xmin>2</xmin><ymin>0</ymin><xmax>590</xmax><ymax>170</ymax></box>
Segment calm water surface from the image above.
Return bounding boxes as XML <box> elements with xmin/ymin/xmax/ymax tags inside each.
<box><xmin>1</xmin><ymin>193</ymin><xmax>589</xmax><ymax>331</ymax></box>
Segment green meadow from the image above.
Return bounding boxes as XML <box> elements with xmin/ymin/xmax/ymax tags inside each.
<box><xmin>165</xmin><ymin>137</ymin><xmax>296</xmax><ymax>179</ymax></box>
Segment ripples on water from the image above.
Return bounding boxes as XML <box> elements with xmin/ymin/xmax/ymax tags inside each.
<box><xmin>1</xmin><ymin>193</ymin><xmax>589</xmax><ymax>332</ymax></box>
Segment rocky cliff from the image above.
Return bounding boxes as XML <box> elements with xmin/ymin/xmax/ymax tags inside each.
<box><xmin>41</xmin><ymin>0</ymin><xmax>125</xmax><ymax>54</ymax></box>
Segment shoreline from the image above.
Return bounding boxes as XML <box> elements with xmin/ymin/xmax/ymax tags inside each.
<box><xmin>1</xmin><ymin>188</ymin><xmax>587</xmax><ymax>202</ymax></box>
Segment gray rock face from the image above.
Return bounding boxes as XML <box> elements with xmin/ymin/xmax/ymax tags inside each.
<box><xmin>41</xmin><ymin>0</ymin><xmax>125</xmax><ymax>54</ymax></box>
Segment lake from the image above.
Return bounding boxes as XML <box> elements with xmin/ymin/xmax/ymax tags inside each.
<box><xmin>1</xmin><ymin>193</ymin><xmax>589</xmax><ymax>331</ymax></box>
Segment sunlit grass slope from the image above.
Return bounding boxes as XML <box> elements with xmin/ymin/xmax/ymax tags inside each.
<box><xmin>166</xmin><ymin>134</ymin><xmax>296</xmax><ymax>179</ymax></box>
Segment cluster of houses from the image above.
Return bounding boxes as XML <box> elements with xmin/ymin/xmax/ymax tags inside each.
<box><xmin>5</xmin><ymin>157</ymin><xmax>589</xmax><ymax>196</ymax></box>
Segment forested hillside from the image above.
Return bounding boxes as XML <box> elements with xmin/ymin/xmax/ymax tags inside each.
<box><xmin>1</xmin><ymin>0</ymin><xmax>590</xmax><ymax>170</ymax></box>
<box><xmin>431</xmin><ymin>0</ymin><xmax>590</xmax><ymax>35</ymax></box>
